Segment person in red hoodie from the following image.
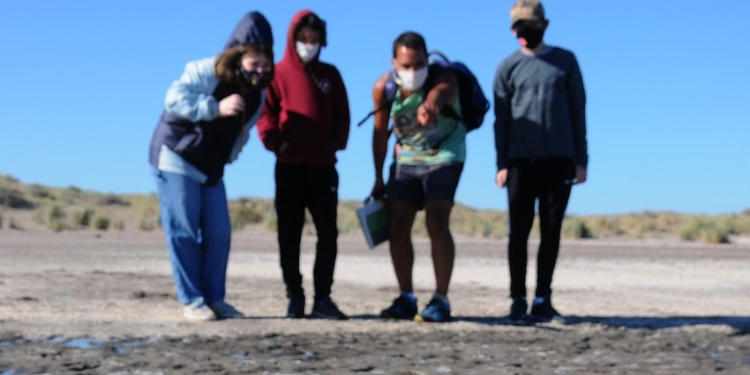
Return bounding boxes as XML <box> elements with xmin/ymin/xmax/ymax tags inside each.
<box><xmin>257</xmin><ymin>9</ymin><xmax>350</xmax><ymax>320</ymax></box>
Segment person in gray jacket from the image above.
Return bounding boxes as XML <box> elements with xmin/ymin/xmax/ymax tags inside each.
<box><xmin>493</xmin><ymin>0</ymin><xmax>588</xmax><ymax>322</ymax></box>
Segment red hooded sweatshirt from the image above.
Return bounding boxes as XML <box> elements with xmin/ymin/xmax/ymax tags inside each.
<box><xmin>256</xmin><ymin>9</ymin><xmax>350</xmax><ymax>166</ymax></box>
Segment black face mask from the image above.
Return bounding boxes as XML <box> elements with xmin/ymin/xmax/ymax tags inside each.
<box><xmin>515</xmin><ymin>23</ymin><xmax>545</xmax><ymax>49</ymax></box>
<box><xmin>241</xmin><ymin>67</ymin><xmax>272</xmax><ymax>89</ymax></box>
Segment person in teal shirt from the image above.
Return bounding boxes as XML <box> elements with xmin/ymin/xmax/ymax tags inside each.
<box><xmin>370</xmin><ymin>31</ymin><xmax>466</xmax><ymax>323</ymax></box>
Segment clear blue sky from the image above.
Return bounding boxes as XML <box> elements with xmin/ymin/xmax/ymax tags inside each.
<box><xmin>1</xmin><ymin>1</ymin><xmax>748</xmax><ymax>215</ymax></box>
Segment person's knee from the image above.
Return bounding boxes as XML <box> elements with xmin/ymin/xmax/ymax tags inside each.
<box><xmin>425</xmin><ymin>216</ymin><xmax>450</xmax><ymax>239</ymax></box>
<box><xmin>169</xmin><ymin>224</ymin><xmax>201</xmax><ymax>244</ymax></box>
<box><xmin>425</xmin><ymin>204</ymin><xmax>451</xmax><ymax>236</ymax></box>
<box><xmin>390</xmin><ymin>224</ymin><xmax>411</xmax><ymax>243</ymax></box>
<box><xmin>389</xmin><ymin>213</ymin><xmax>414</xmax><ymax>237</ymax></box>
<box><xmin>317</xmin><ymin>227</ymin><xmax>339</xmax><ymax>243</ymax></box>
<box><xmin>202</xmin><ymin>230</ymin><xmax>230</xmax><ymax>249</ymax></box>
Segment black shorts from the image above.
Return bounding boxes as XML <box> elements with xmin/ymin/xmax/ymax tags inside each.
<box><xmin>386</xmin><ymin>162</ymin><xmax>464</xmax><ymax>210</ymax></box>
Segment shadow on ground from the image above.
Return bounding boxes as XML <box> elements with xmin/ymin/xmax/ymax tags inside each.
<box><xmin>453</xmin><ymin>315</ymin><xmax>750</xmax><ymax>335</ymax></box>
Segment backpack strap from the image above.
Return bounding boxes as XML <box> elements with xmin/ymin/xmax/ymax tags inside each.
<box><xmin>356</xmin><ymin>74</ymin><xmax>398</xmax><ymax>127</ymax></box>
<box><xmin>358</xmin><ymin>64</ymin><xmax>461</xmax><ymax>149</ymax></box>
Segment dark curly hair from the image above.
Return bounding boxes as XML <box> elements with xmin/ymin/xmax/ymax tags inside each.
<box><xmin>392</xmin><ymin>31</ymin><xmax>427</xmax><ymax>58</ymax></box>
<box><xmin>294</xmin><ymin>13</ymin><xmax>327</xmax><ymax>46</ymax></box>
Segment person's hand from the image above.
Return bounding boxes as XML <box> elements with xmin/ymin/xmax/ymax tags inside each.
<box><xmin>371</xmin><ymin>179</ymin><xmax>386</xmax><ymax>199</ymax></box>
<box><xmin>495</xmin><ymin>169</ymin><xmax>508</xmax><ymax>188</ymax></box>
<box><xmin>417</xmin><ymin>101</ymin><xmax>440</xmax><ymax>126</ymax></box>
<box><xmin>218</xmin><ymin>94</ymin><xmax>245</xmax><ymax>117</ymax></box>
<box><xmin>574</xmin><ymin>165</ymin><xmax>587</xmax><ymax>185</ymax></box>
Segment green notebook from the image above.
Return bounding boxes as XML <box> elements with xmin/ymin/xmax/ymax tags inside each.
<box><xmin>356</xmin><ymin>198</ymin><xmax>389</xmax><ymax>248</ymax></box>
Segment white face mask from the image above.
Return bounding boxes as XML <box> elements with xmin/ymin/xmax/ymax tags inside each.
<box><xmin>393</xmin><ymin>66</ymin><xmax>428</xmax><ymax>91</ymax></box>
<box><xmin>295</xmin><ymin>41</ymin><xmax>320</xmax><ymax>63</ymax></box>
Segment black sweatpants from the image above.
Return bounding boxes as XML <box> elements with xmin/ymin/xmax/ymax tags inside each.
<box><xmin>275</xmin><ymin>162</ymin><xmax>339</xmax><ymax>299</ymax></box>
<box><xmin>506</xmin><ymin>158</ymin><xmax>574</xmax><ymax>299</ymax></box>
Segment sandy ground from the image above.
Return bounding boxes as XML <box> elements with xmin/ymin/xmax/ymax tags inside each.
<box><xmin>0</xmin><ymin>230</ymin><xmax>749</xmax><ymax>374</ymax></box>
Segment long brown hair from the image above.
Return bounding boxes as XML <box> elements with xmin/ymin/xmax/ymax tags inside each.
<box><xmin>214</xmin><ymin>44</ymin><xmax>272</xmax><ymax>95</ymax></box>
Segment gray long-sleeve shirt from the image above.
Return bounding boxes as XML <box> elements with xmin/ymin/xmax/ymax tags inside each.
<box><xmin>493</xmin><ymin>46</ymin><xmax>588</xmax><ymax>170</ymax></box>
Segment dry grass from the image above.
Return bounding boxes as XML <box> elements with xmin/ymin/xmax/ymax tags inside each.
<box><xmin>1</xmin><ymin>174</ymin><xmax>747</xmax><ymax>244</ymax></box>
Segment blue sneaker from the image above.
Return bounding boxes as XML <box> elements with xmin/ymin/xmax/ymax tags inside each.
<box><xmin>380</xmin><ymin>295</ymin><xmax>418</xmax><ymax>320</ymax></box>
<box><xmin>414</xmin><ymin>294</ymin><xmax>451</xmax><ymax>323</ymax></box>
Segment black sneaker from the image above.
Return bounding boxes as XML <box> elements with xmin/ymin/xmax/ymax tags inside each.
<box><xmin>508</xmin><ymin>297</ymin><xmax>528</xmax><ymax>322</ymax></box>
<box><xmin>310</xmin><ymin>297</ymin><xmax>348</xmax><ymax>320</ymax></box>
<box><xmin>530</xmin><ymin>297</ymin><xmax>563</xmax><ymax>322</ymax></box>
<box><xmin>379</xmin><ymin>295</ymin><xmax>418</xmax><ymax>320</ymax></box>
<box><xmin>286</xmin><ymin>294</ymin><xmax>305</xmax><ymax>319</ymax></box>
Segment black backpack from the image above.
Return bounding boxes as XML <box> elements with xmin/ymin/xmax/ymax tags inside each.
<box><xmin>357</xmin><ymin>51</ymin><xmax>490</xmax><ymax>132</ymax></box>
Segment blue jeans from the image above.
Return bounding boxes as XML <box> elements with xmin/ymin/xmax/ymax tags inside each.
<box><xmin>153</xmin><ymin>169</ymin><xmax>231</xmax><ymax>305</ymax></box>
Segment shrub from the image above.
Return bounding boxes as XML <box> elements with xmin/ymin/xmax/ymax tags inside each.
<box><xmin>113</xmin><ymin>219</ymin><xmax>125</xmax><ymax>231</ymax></box>
<box><xmin>48</xmin><ymin>205</ymin><xmax>67</xmax><ymax>231</ymax></box>
<box><xmin>459</xmin><ymin>216</ymin><xmax>494</xmax><ymax>238</ymax></box>
<box><xmin>230</xmin><ymin>204</ymin><xmax>264</xmax><ymax>230</ymax></box>
<box><xmin>139</xmin><ymin>217</ymin><xmax>157</xmax><ymax>231</ymax></box>
<box><xmin>263</xmin><ymin>211</ymin><xmax>277</xmax><ymax>232</ymax></box>
<box><xmin>0</xmin><ymin>187</ymin><xmax>35</xmax><ymax>209</ymax></box>
<box><xmin>48</xmin><ymin>220</ymin><xmax>67</xmax><ymax>232</ymax></box>
<box><xmin>337</xmin><ymin>203</ymin><xmax>361</xmax><ymax>234</ymax></box>
<box><xmin>29</xmin><ymin>184</ymin><xmax>53</xmax><ymax>199</ymax></box>
<box><xmin>714</xmin><ymin>214</ymin><xmax>738</xmax><ymax>235</ymax></box>
<box><xmin>9</xmin><ymin>218</ymin><xmax>23</xmax><ymax>230</ymax></box>
<box><xmin>49</xmin><ymin>205</ymin><xmax>65</xmax><ymax>220</ymax></box>
<box><xmin>732</xmin><ymin>214</ymin><xmax>750</xmax><ymax>235</ymax></box>
<box><xmin>98</xmin><ymin>194</ymin><xmax>130</xmax><ymax>206</ymax></box>
<box><xmin>678</xmin><ymin>217</ymin><xmax>730</xmax><ymax>244</ymax></box>
<box><xmin>60</xmin><ymin>186</ymin><xmax>82</xmax><ymax>204</ymax></box>
<box><xmin>699</xmin><ymin>227</ymin><xmax>730</xmax><ymax>244</ymax></box>
<box><xmin>0</xmin><ymin>210</ymin><xmax>3</xmax><ymax>228</ymax></box>
<box><xmin>678</xmin><ymin>218</ymin><xmax>702</xmax><ymax>241</ymax></box>
<box><xmin>562</xmin><ymin>217</ymin><xmax>594</xmax><ymax>239</ymax></box>
<box><xmin>627</xmin><ymin>219</ymin><xmax>658</xmax><ymax>239</ymax></box>
<box><xmin>94</xmin><ymin>216</ymin><xmax>111</xmax><ymax>231</ymax></box>
<box><xmin>72</xmin><ymin>208</ymin><xmax>95</xmax><ymax>228</ymax></box>
<box><xmin>585</xmin><ymin>216</ymin><xmax>621</xmax><ymax>237</ymax></box>
<box><xmin>32</xmin><ymin>209</ymin><xmax>46</xmax><ymax>225</ymax></box>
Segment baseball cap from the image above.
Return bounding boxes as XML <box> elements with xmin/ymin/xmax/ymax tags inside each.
<box><xmin>510</xmin><ymin>0</ymin><xmax>545</xmax><ymax>25</ymax></box>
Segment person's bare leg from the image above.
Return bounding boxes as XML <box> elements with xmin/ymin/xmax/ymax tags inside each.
<box><xmin>425</xmin><ymin>200</ymin><xmax>454</xmax><ymax>296</ymax></box>
<box><xmin>387</xmin><ymin>201</ymin><xmax>417</xmax><ymax>292</ymax></box>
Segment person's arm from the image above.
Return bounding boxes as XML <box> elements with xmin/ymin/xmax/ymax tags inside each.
<box><xmin>418</xmin><ymin>69</ymin><xmax>458</xmax><ymax>126</ymax></box>
<box><xmin>371</xmin><ymin>73</ymin><xmax>391</xmax><ymax>197</ymax></box>
<box><xmin>256</xmin><ymin>78</ymin><xmax>283</xmax><ymax>153</ymax></box>
<box><xmin>228</xmin><ymin>91</ymin><xmax>266</xmax><ymax>163</ymax></box>
<box><xmin>332</xmin><ymin>68</ymin><xmax>351</xmax><ymax>151</ymax></box>
<box><xmin>493</xmin><ymin>64</ymin><xmax>512</xmax><ymax>187</ymax></box>
<box><xmin>163</xmin><ymin>57</ymin><xmax>220</xmax><ymax>122</ymax></box>
<box><xmin>567</xmin><ymin>53</ymin><xmax>588</xmax><ymax>183</ymax></box>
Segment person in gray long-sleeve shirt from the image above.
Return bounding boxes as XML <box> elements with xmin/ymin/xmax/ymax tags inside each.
<box><xmin>493</xmin><ymin>0</ymin><xmax>588</xmax><ymax>322</ymax></box>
